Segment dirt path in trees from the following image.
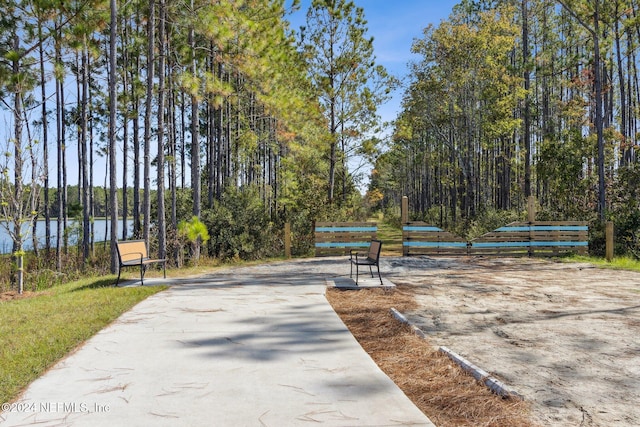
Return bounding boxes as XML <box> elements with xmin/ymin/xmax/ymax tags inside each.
<box><xmin>383</xmin><ymin>256</ymin><xmax>640</xmax><ymax>427</ymax></box>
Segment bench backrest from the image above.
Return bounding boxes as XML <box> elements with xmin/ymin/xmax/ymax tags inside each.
<box><xmin>116</xmin><ymin>240</ymin><xmax>149</xmax><ymax>262</ymax></box>
<box><xmin>367</xmin><ymin>240</ymin><xmax>382</xmax><ymax>262</ymax></box>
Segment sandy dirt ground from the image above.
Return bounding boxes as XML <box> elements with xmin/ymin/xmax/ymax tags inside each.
<box><xmin>380</xmin><ymin>256</ymin><xmax>640</xmax><ymax>426</ymax></box>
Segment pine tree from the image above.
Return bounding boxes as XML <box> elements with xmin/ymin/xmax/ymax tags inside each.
<box><xmin>300</xmin><ymin>0</ymin><xmax>395</xmax><ymax>204</ymax></box>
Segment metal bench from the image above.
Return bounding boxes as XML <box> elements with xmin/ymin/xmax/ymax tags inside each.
<box><xmin>115</xmin><ymin>239</ymin><xmax>166</xmax><ymax>286</ymax></box>
<box><xmin>349</xmin><ymin>239</ymin><xmax>383</xmax><ymax>285</ymax></box>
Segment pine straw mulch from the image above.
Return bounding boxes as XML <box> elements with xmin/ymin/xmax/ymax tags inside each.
<box><xmin>326</xmin><ymin>285</ymin><xmax>536</xmax><ymax>427</ymax></box>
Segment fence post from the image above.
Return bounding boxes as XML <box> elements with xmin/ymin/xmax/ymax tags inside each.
<box><xmin>527</xmin><ymin>196</ymin><xmax>535</xmax><ymax>257</ymax></box>
<box><xmin>284</xmin><ymin>222</ymin><xmax>291</xmax><ymax>258</ymax></box>
<box><xmin>527</xmin><ymin>196</ymin><xmax>536</xmax><ymax>222</ymax></box>
<box><xmin>605</xmin><ymin>221</ymin><xmax>613</xmax><ymax>262</ymax></box>
<box><xmin>402</xmin><ymin>196</ymin><xmax>408</xmax><ymax>224</ymax></box>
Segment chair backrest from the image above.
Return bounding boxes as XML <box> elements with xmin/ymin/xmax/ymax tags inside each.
<box><xmin>367</xmin><ymin>239</ymin><xmax>382</xmax><ymax>262</ymax></box>
<box><xmin>116</xmin><ymin>240</ymin><xmax>149</xmax><ymax>262</ymax></box>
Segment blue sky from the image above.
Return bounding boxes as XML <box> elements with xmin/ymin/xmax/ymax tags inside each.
<box><xmin>2</xmin><ymin>1</ymin><xmax>460</xmax><ymax>189</ymax></box>
<box><xmin>287</xmin><ymin>0</ymin><xmax>460</xmax><ymax>126</ymax></box>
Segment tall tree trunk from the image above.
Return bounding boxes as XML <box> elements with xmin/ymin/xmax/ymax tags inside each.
<box><xmin>156</xmin><ymin>0</ymin><xmax>167</xmax><ymax>259</ymax></box>
<box><xmin>11</xmin><ymin>34</ymin><xmax>24</xmax><ymax>293</ymax></box>
<box><xmin>122</xmin><ymin>23</ymin><xmax>129</xmax><ymax>241</ymax></box>
<box><xmin>557</xmin><ymin>0</ymin><xmax>606</xmax><ymax>220</ymax></box>
<box><xmin>133</xmin><ymin>89</ymin><xmax>141</xmax><ymax>238</ymax></box>
<box><xmin>55</xmin><ymin>31</ymin><xmax>64</xmax><ymax>270</ymax></box>
<box><xmin>143</xmin><ymin>0</ymin><xmax>155</xmax><ymax>244</ymax></box>
<box><xmin>522</xmin><ymin>0</ymin><xmax>531</xmax><ymax>198</ymax></box>
<box><xmin>89</xmin><ymin>84</ymin><xmax>95</xmax><ymax>256</ymax></box>
<box><xmin>132</xmin><ymin>11</ymin><xmax>141</xmax><ymax>238</ymax></box>
<box><xmin>109</xmin><ymin>0</ymin><xmax>119</xmax><ymax>273</ymax></box>
<box><xmin>207</xmin><ymin>89</ymin><xmax>215</xmax><ymax>208</ymax></box>
<box><xmin>38</xmin><ymin>22</ymin><xmax>50</xmax><ymax>253</ymax></box>
<box><xmin>593</xmin><ymin>1</ymin><xmax>606</xmax><ymax>221</ymax></box>
<box><xmin>328</xmin><ymin>97</ymin><xmax>336</xmax><ymax>204</ymax></box>
<box><xmin>75</xmin><ymin>50</ymin><xmax>82</xmax><ymax>208</ymax></box>
<box><xmin>614</xmin><ymin>2</ymin><xmax>628</xmax><ymax>166</ymax></box>
<box><xmin>81</xmin><ymin>37</ymin><xmax>91</xmax><ymax>263</ymax></box>
<box><xmin>168</xmin><ymin>76</ymin><xmax>177</xmax><ymax>232</ymax></box>
<box><xmin>190</xmin><ymin>0</ymin><xmax>201</xmax><ymax>220</ymax></box>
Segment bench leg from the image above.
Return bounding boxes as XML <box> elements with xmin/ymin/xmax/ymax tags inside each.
<box><xmin>115</xmin><ymin>268</ymin><xmax>122</xmax><ymax>287</ymax></box>
<box><xmin>355</xmin><ymin>263</ymin><xmax>359</xmax><ymax>285</ymax></box>
<box><xmin>140</xmin><ymin>264</ymin><xmax>145</xmax><ymax>286</ymax></box>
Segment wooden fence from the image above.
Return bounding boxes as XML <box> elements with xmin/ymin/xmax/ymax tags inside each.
<box><xmin>402</xmin><ymin>223</ymin><xmax>468</xmax><ymax>256</ymax></box>
<box><xmin>402</xmin><ymin>221</ymin><xmax>588</xmax><ymax>257</ymax></box>
<box><xmin>469</xmin><ymin>221</ymin><xmax>589</xmax><ymax>256</ymax></box>
<box><xmin>314</xmin><ymin>222</ymin><xmax>377</xmax><ymax>256</ymax></box>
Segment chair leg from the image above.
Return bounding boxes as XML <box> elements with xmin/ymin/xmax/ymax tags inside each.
<box><xmin>355</xmin><ymin>263</ymin><xmax>359</xmax><ymax>285</ymax></box>
<box><xmin>350</xmin><ymin>261</ymin><xmax>353</xmax><ymax>278</ymax></box>
<box><xmin>369</xmin><ymin>264</ymin><xmax>374</xmax><ymax>278</ymax></box>
<box><xmin>376</xmin><ymin>264</ymin><xmax>382</xmax><ymax>285</ymax></box>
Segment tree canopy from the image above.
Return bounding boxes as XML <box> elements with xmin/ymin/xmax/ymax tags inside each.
<box><xmin>3</xmin><ymin>0</ymin><xmax>640</xmax><ymax>293</ymax></box>
<box><xmin>370</xmin><ymin>0</ymin><xmax>640</xmax><ymax>255</ymax></box>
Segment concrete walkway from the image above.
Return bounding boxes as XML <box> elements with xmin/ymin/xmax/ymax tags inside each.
<box><xmin>1</xmin><ymin>258</ymin><xmax>435</xmax><ymax>426</ymax></box>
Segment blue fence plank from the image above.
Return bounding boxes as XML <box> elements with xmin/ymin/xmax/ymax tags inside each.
<box><xmin>403</xmin><ymin>241</ymin><xmax>468</xmax><ymax>248</ymax></box>
<box><xmin>315</xmin><ymin>226</ymin><xmax>378</xmax><ymax>232</ymax></box>
<box><xmin>471</xmin><ymin>241</ymin><xmax>588</xmax><ymax>248</ymax></box>
<box><xmin>531</xmin><ymin>241</ymin><xmax>588</xmax><ymax>247</ymax></box>
<box><xmin>402</xmin><ymin>225</ymin><xmax>444</xmax><ymax>232</ymax></box>
<box><xmin>403</xmin><ymin>221</ymin><xmax>589</xmax><ymax>257</ymax></box>
<box><xmin>315</xmin><ymin>242</ymin><xmax>371</xmax><ymax>248</ymax></box>
<box><xmin>496</xmin><ymin>225</ymin><xmax>588</xmax><ymax>232</ymax></box>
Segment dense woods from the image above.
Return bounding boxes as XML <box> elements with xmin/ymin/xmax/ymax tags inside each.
<box><xmin>0</xmin><ymin>0</ymin><xmax>394</xmax><ymax>291</ymax></box>
<box><xmin>3</xmin><ymin>0</ymin><xmax>640</xmax><ymax>292</ymax></box>
<box><xmin>371</xmin><ymin>0</ymin><xmax>640</xmax><ymax>255</ymax></box>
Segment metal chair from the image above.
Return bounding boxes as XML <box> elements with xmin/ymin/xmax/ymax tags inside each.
<box><xmin>349</xmin><ymin>240</ymin><xmax>383</xmax><ymax>285</ymax></box>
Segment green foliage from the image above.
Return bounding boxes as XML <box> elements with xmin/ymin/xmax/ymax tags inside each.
<box><xmin>587</xmin><ymin>220</ymin><xmax>607</xmax><ymax>258</ymax></box>
<box><xmin>536</xmin><ymin>132</ymin><xmax>595</xmax><ymax>221</ymax></box>
<box><xmin>372</xmin><ymin>1</ymin><xmax>640</xmax><ymax>258</ymax></box>
<box><xmin>300</xmin><ymin>0</ymin><xmax>397</xmax><ymax>203</ymax></box>
<box><xmin>178</xmin><ymin>216</ymin><xmax>210</xmax><ymax>245</ymax></box>
<box><xmin>203</xmin><ymin>186</ymin><xmax>278</xmax><ymax>261</ymax></box>
<box><xmin>378</xmin><ymin>4</ymin><xmax>526</xmax><ymax>225</ymax></box>
<box><xmin>25</xmin><ymin>268</ymin><xmax>65</xmax><ymax>292</ymax></box>
<box><xmin>609</xmin><ymin>166</ymin><xmax>640</xmax><ymax>258</ymax></box>
<box><xmin>570</xmin><ymin>255</ymin><xmax>640</xmax><ymax>272</ymax></box>
<box><xmin>382</xmin><ymin>206</ymin><xmax>402</xmax><ymax>230</ymax></box>
<box><xmin>462</xmin><ymin>208</ymin><xmax>523</xmax><ymax>240</ymax></box>
<box><xmin>0</xmin><ymin>242</ymin><xmax>115</xmax><ymax>293</ymax></box>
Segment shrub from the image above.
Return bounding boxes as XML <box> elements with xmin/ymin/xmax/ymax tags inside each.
<box><xmin>203</xmin><ymin>187</ymin><xmax>279</xmax><ymax>261</ymax></box>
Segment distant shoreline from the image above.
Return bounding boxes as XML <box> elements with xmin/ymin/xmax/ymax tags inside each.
<box><xmin>0</xmin><ymin>219</ymin><xmax>135</xmax><ymax>255</ymax></box>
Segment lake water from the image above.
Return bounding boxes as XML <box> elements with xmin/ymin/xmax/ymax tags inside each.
<box><xmin>0</xmin><ymin>219</ymin><xmax>134</xmax><ymax>254</ymax></box>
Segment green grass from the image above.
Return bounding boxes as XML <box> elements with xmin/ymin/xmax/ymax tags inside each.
<box><xmin>0</xmin><ymin>277</ymin><xmax>166</xmax><ymax>404</ymax></box>
<box><xmin>369</xmin><ymin>214</ymin><xmax>403</xmax><ymax>255</ymax></box>
<box><xmin>569</xmin><ymin>255</ymin><xmax>640</xmax><ymax>272</ymax></box>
